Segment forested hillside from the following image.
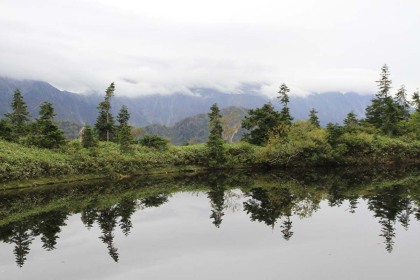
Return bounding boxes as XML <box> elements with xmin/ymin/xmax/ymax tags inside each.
<box><xmin>1</xmin><ymin>77</ymin><xmax>373</xmax><ymax>128</ymax></box>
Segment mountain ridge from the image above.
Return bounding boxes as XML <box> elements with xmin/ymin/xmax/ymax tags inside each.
<box><xmin>0</xmin><ymin>77</ymin><xmax>374</xmax><ymax>128</ymax></box>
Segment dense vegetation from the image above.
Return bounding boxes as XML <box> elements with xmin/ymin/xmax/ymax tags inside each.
<box><xmin>0</xmin><ymin>65</ymin><xmax>420</xmax><ymax>183</ymax></box>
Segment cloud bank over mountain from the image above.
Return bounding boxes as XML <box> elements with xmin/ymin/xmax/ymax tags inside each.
<box><xmin>1</xmin><ymin>0</ymin><xmax>419</xmax><ymax>96</ymax></box>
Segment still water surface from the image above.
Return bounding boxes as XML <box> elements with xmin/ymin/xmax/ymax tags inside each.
<box><xmin>1</xmin><ymin>168</ymin><xmax>419</xmax><ymax>279</ymax></box>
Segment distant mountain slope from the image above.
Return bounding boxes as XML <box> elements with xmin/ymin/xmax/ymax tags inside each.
<box><xmin>0</xmin><ymin>77</ymin><xmax>374</xmax><ymax>129</ymax></box>
<box><xmin>0</xmin><ymin>77</ymin><xmax>99</xmax><ymax>124</ymax></box>
<box><xmin>145</xmin><ymin>106</ymin><xmax>248</xmax><ymax>145</ymax></box>
<box><xmin>288</xmin><ymin>92</ymin><xmax>372</xmax><ymax>125</ymax></box>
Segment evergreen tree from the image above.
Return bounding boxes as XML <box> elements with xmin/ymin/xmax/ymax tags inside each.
<box><xmin>277</xmin><ymin>83</ymin><xmax>293</xmax><ymax>126</ymax></box>
<box><xmin>117</xmin><ymin>105</ymin><xmax>130</xmax><ymax>127</ymax></box>
<box><xmin>95</xmin><ymin>83</ymin><xmax>116</xmax><ymax>141</ymax></box>
<box><xmin>207</xmin><ymin>103</ymin><xmax>225</xmax><ymax>167</ymax></box>
<box><xmin>81</xmin><ymin>124</ymin><xmax>97</xmax><ymax>148</ymax></box>
<box><xmin>395</xmin><ymin>85</ymin><xmax>410</xmax><ymax>121</ymax></box>
<box><xmin>308</xmin><ymin>108</ymin><xmax>320</xmax><ymax>127</ymax></box>
<box><xmin>365</xmin><ymin>64</ymin><xmax>402</xmax><ymax>136</ymax></box>
<box><xmin>412</xmin><ymin>89</ymin><xmax>420</xmax><ymax>113</ymax></box>
<box><xmin>377</xmin><ymin>64</ymin><xmax>392</xmax><ymax>98</ymax></box>
<box><xmin>365</xmin><ymin>65</ymin><xmax>392</xmax><ymax>129</ymax></box>
<box><xmin>29</xmin><ymin>102</ymin><xmax>65</xmax><ymax>149</ymax></box>
<box><xmin>364</xmin><ymin>98</ymin><xmax>383</xmax><ymax>129</ymax></box>
<box><xmin>241</xmin><ymin>103</ymin><xmax>281</xmax><ymax>145</ymax></box>
<box><xmin>118</xmin><ymin>126</ymin><xmax>132</xmax><ymax>152</ymax></box>
<box><xmin>343</xmin><ymin>111</ymin><xmax>359</xmax><ymax>131</ymax></box>
<box><xmin>117</xmin><ymin>105</ymin><xmax>133</xmax><ymax>152</ymax></box>
<box><xmin>4</xmin><ymin>89</ymin><xmax>31</xmax><ymax>138</ymax></box>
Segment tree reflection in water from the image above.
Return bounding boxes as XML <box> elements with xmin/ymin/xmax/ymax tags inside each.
<box><xmin>80</xmin><ymin>194</ymin><xmax>168</xmax><ymax>262</ymax></box>
<box><xmin>207</xmin><ymin>174</ymin><xmax>227</xmax><ymax>228</ymax></box>
<box><xmin>367</xmin><ymin>185</ymin><xmax>409</xmax><ymax>253</ymax></box>
<box><xmin>0</xmin><ymin>167</ymin><xmax>420</xmax><ymax>266</ymax></box>
<box><xmin>0</xmin><ymin>210</ymin><xmax>68</xmax><ymax>267</ymax></box>
<box><xmin>243</xmin><ymin>187</ymin><xmax>295</xmax><ymax>240</ymax></box>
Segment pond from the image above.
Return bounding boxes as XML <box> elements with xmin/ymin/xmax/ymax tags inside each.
<box><xmin>1</xmin><ymin>167</ymin><xmax>420</xmax><ymax>279</ymax></box>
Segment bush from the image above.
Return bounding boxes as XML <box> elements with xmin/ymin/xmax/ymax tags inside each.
<box><xmin>171</xmin><ymin>144</ymin><xmax>209</xmax><ymax>166</ymax></box>
<box><xmin>139</xmin><ymin>135</ymin><xmax>169</xmax><ymax>150</ymax></box>
<box><xmin>260</xmin><ymin>121</ymin><xmax>332</xmax><ymax>166</ymax></box>
<box><xmin>225</xmin><ymin>142</ymin><xmax>258</xmax><ymax>166</ymax></box>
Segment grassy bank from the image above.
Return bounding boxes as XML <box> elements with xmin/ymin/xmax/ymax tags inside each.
<box><xmin>0</xmin><ymin>140</ymin><xmax>260</xmax><ymax>184</ymax></box>
<box><xmin>1</xmin><ymin>134</ymin><xmax>419</xmax><ymax>185</ymax></box>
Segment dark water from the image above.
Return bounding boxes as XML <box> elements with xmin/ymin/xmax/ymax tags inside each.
<box><xmin>1</xmin><ymin>167</ymin><xmax>420</xmax><ymax>279</ymax></box>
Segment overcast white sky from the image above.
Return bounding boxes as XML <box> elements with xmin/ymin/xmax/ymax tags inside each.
<box><xmin>1</xmin><ymin>0</ymin><xmax>419</xmax><ymax>97</ymax></box>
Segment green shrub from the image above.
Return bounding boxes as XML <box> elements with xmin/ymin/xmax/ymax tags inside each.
<box><xmin>225</xmin><ymin>142</ymin><xmax>258</xmax><ymax>166</ymax></box>
<box><xmin>139</xmin><ymin>135</ymin><xmax>169</xmax><ymax>150</ymax></box>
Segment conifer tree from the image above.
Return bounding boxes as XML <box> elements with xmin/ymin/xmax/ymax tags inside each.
<box><xmin>344</xmin><ymin>111</ymin><xmax>359</xmax><ymax>128</ymax></box>
<box><xmin>5</xmin><ymin>89</ymin><xmax>31</xmax><ymax>138</ymax></box>
<box><xmin>308</xmin><ymin>108</ymin><xmax>320</xmax><ymax>127</ymax></box>
<box><xmin>395</xmin><ymin>85</ymin><xmax>410</xmax><ymax>121</ymax></box>
<box><xmin>81</xmin><ymin>124</ymin><xmax>97</xmax><ymax>148</ymax></box>
<box><xmin>95</xmin><ymin>83</ymin><xmax>116</xmax><ymax>141</ymax></box>
<box><xmin>241</xmin><ymin>102</ymin><xmax>281</xmax><ymax>145</ymax></box>
<box><xmin>207</xmin><ymin>103</ymin><xmax>225</xmax><ymax>167</ymax></box>
<box><xmin>277</xmin><ymin>83</ymin><xmax>293</xmax><ymax>126</ymax></box>
<box><xmin>117</xmin><ymin>105</ymin><xmax>133</xmax><ymax>152</ymax></box>
<box><xmin>29</xmin><ymin>102</ymin><xmax>65</xmax><ymax>149</ymax></box>
<box><xmin>412</xmin><ymin>89</ymin><xmax>420</xmax><ymax>113</ymax></box>
<box><xmin>365</xmin><ymin>64</ymin><xmax>401</xmax><ymax>136</ymax></box>
<box><xmin>365</xmin><ymin>64</ymin><xmax>391</xmax><ymax>129</ymax></box>
<box><xmin>117</xmin><ymin>105</ymin><xmax>130</xmax><ymax>127</ymax></box>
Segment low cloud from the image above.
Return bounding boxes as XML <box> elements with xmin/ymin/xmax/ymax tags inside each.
<box><xmin>1</xmin><ymin>0</ymin><xmax>419</xmax><ymax>97</ymax></box>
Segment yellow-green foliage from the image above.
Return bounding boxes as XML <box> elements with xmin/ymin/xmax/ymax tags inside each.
<box><xmin>261</xmin><ymin>121</ymin><xmax>331</xmax><ymax>166</ymax></box>
<box><xmin>373</xmin><ymin>136</ymin><xmax>420</xmax><ymax>163</ymax></box>
<box><xmin>224</xmin><ymin>142</ymin><xmax>260</xmax><ymax>166</ymax></box>
<box><xmin>0</xmin><ymin>140</ymin><xmax>75</xmax><ymax>181</ymax></box>
<box><xmin>1</xmin><ymin>127</ymin><xmax>420</xmax><ymax>183</ymax></box>
<box><xmin>406</xmin><ymin>112</ymin><xmax>420</xmax><ymax>139</ymax></box>
<box><xmin>170</xmin><ymin>143</ymin><xmax>207</xmax><ymax>166</ymax></box>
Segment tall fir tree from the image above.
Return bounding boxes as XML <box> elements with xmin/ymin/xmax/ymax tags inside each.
<box><xmin>308</xmin><ymin>108</ymin><xmax>320</xmax><ymax>128</ymax></box>
<box><xmin>29</xmin><ymin>102</ymin><xmax>65</xmax><ymax>149</ymax></box>
<box><xmin>207</xmin><ymin>103</ymin><xmax>225</xmax><ymax>167</ymax></box>
<box><xmin>117</xmin><ymin>105</ymin><xmax>133</xmax><ymax>152</ymax></box>
<box><xmin>277</xmin><ymin>83</ymin><xmax>293</xmax><ymax>126</ymax></box>
<box><xmin>365</xmin><ymin>64</ymin><xmax>391</xmax><ymax>129</ymax></box>
<box><xmin>365</xmin><ymin>64</ymin><xmax>402</xmax><ymax>136</ymax></box>
<box><xmin>95</xmin><ymin>83</ymin><xmax>116</xmax><ymax>141</ymax></box>
<box><xmin>377</xmin><ymin>64</ymin><xmax>392</xmax><ymax>98</ymax></box>
<box><xmin>5</xmin><ymin>89</ymin><xmax>31</xmax><ymax>138</ymax></box>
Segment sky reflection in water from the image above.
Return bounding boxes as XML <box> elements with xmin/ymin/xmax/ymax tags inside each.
<box><xmin>0</xmin><ymin>168</ymin><xmax>420</xmax><ymax>280</ymax></box>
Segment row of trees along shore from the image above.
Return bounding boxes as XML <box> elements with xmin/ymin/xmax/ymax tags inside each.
<box><xmin>0</xmin><ymin>64</ymin><xmax>420</xmax><ymax>182</ymax></box>
<box><xmin>0</xmin><ymin>82</ymin><xmax>134</xmax><ymax>151</ymax></box>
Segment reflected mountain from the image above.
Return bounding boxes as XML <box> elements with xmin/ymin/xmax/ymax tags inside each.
<box><xmin>0</xmin><ymin>166</ymin><xmax>420</xmax><ymax>266</ymax></box>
